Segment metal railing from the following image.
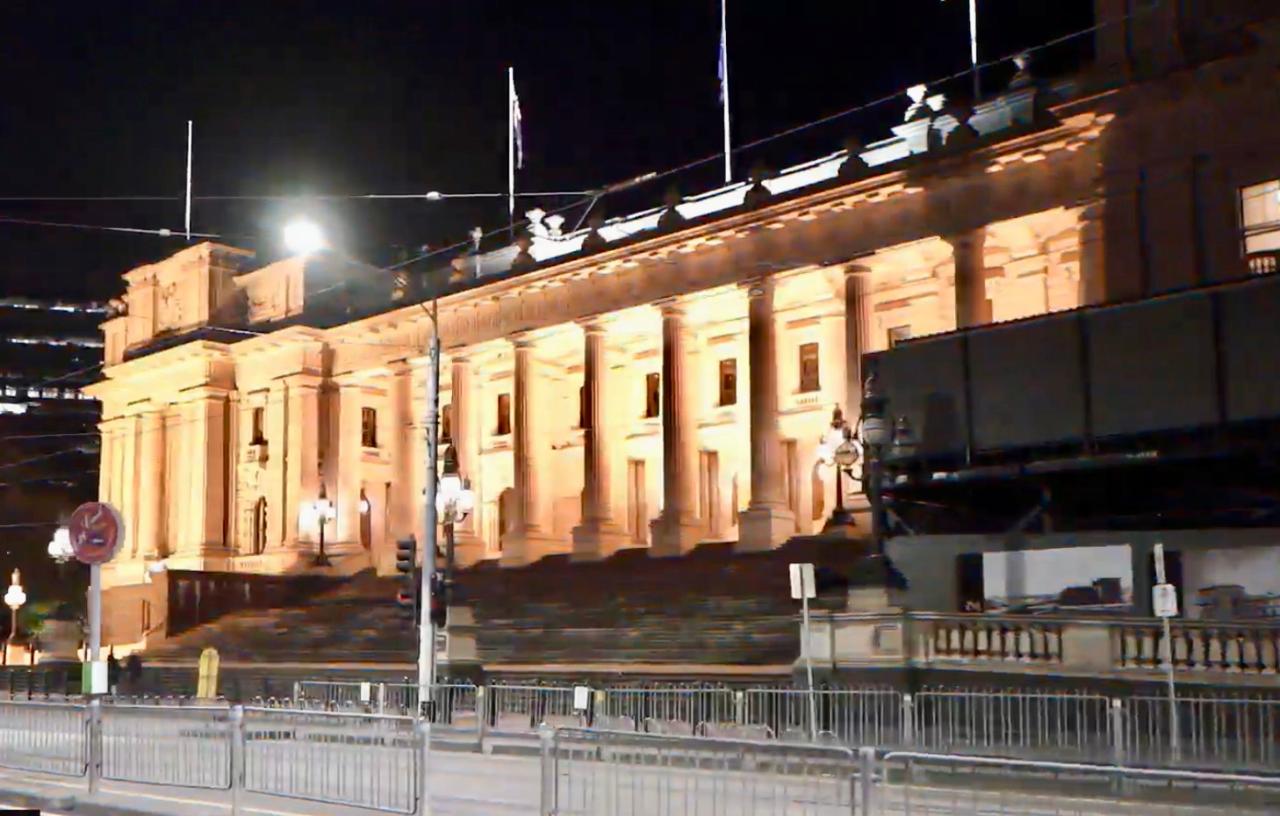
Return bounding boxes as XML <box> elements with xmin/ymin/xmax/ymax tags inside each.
<box><xmin>99</xmin><ymin>703</ymin><xmax>233</xmax><ymax>789</ymax></box>
<box><xmin>0</xmin><ymin>699</ymin><xmax>429</xmax><ymax>815</ymax></box>
<box><xmin>541</xmin><ymin>726</ymin><xmax>859</xmax><ymax>815</ymax></box>
<box><xmin>0</xmin><ymin>699</ymin><xmax>86</xmax><ymax>777</ymax></box>
<box><xmin>291</xmin><ymin>679</ymin><xmax>1280</xmax><ymax>772</ymax></box>
<box><xmin>243</xmin><ymin>707</ymin><xmax>423</xmax><ymax>814</ymax></box>
<box><xmin>868</xmin><ymin>751</ymin><xmax>1280</xmax><ymax>815</ymax></box>
<box><xmin>540</xmin><ymin>728</ymin><xmax>1280</xmax><ymax>816</ymax></box>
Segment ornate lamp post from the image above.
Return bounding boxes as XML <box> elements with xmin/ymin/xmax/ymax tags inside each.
<box><xmin>435</xmin><ymin>445</ymin><xmax>476</xmax><ymax>591</ymax></box>
<box><xmin>312</xmin><ymin>485</ymin><xmax>337</xmax><ymax>567</ymax></box>
<box><xmin>860</xmin><ymin>373</ymin><xmax>892</xmax><ymax>553</ymax></box>
<box><xmin>4</xmin><ymin>570</ymin><xmax>26</xmax><ymax>667</ymax></box>
<box><xmin>816</xmin><ymin>407</ymin><xmax>861</xmax><ymax>531</ymax></box>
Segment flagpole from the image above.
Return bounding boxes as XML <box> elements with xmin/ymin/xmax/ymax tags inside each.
<box><xmin>968</xmin><ymin>0</ymin><xmax>980</xmax><ymax>100</ymax></box>
<box><xmin>184</xmin><ymin>120</ymin><xmax>193</xmax><ymax>242</ymax></box>
<box><xmin>719</xmin><ymin>0</ymin><xmax>732</xmax><ymax>184</ymax></box>
<box><xmin>507</xmin><ymin>66</ymin><xmax>515</xmax><ymax>239</ymax></box>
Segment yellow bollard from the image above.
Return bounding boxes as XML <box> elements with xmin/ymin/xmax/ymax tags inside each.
<box><xmin>196</xmin><ymin>647</ymin><xmax>220</xmax><ymax>699</ymax></box>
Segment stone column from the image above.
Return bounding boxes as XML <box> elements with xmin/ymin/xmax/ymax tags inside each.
<box><xmin>284</xmin><ymin>376</ymin><xmax>322</xmax><ymax>548</ymax></box>
<box><xmin>739</xmin><ymin>277</ymin><xmax>795</xmax><ymax>551</ymax></box>
<box><xmin>178</xmin><ymin>389</ymin><xmax>229</xmax><ymax>560</ymax></box>
<box><xmin>844</xmin><ymin>266</ymin><xmax>872</xmax><ymax>417</ymax></box>
<box><xmin>948</xmin><ymin>228</ymin><xmax>989</xmax><ymax>329</ymax></box>
<box><xmin>135</xmin><ymin>407</ymin><xmax>166</xmax><ymax>558</ymax></box>
<box><xmin>649</xmin><ymin>300</ymin><xmax>703</xmax><ymax>556</ymax></box>
<box><xmin>572</xmin><ymin>320</ymin><xmax>630</xmax><ymax>560</ymax></box>
<box><xmin>334</xmin><ymin>383</ymin><xmax>364</xmax><ymax>546</ymax></box>
<box><xmin>449</xmin><ymin>354</ymin><xmax>484</xmax><ymax>557</ymax></box>
<box><xmin>505</xmin><ymin>335</ymin><xmax>558</xmax><ymax>565</ymax></box>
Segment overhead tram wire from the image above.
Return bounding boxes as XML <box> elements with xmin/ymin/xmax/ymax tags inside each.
<box><xmin>0</xmin><ymin>189</ymin><xmax>595</xmax><ymax>204</ymax></box>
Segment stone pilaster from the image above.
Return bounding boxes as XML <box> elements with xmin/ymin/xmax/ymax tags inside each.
<box><xmin>449</xmin><ymin>354</ymin><xmax>484</xmax><ymax>559</ymax></box>
<box><xmin>135</xmin><ymin>407</ymin><xmax>166</xmax><ymax>559</ymax></box>
<box><xmin>1078</xmin><ymin>203</ymin><xmax>1107</xmax><ymax>306</ymax></box>
<box><xmin>739</xmin><ymin>277</ymin><xmax>794</xmax><ymax>551</ymax></box>
<box><xmin>844</xmin><ymin>266</ymin><xmax>872</xmax><ymax>418</ymax></box>
<box><xmin>572</xmin><ymin>320</ymin><xmax>630</xmax><ymax>560</ymax></box>
<box><xmin>948</xmin><ymin>228</ymin><xmax>989</xmax><ymax>329</ymax></box>
<box><xmin>284</xmin><ymin>376</ymin><xmax>322</xmax><ymax>548</ymax></box>
<box><xmin>333</xmin><ymin>382</ymin><xmax>364</xmax><ymax>546</ymax></box>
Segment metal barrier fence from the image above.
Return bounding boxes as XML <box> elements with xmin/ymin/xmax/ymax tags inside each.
<box><xmin>541</xmin><ymin>726</ymin><xmax>859</xmax><ymax>815</ymax></box>
<box><xmin>99</xmin><ymin>703</ymin><xmax>232</xmax><ymax>789</ymax></box>
<box><xmin>867</xmin><ymin>751</ymin><xmax>1280</xmax><ymax>815</ymax></box>
<box><xmin>1125</xmin><ymin>692</ymin><xmax>1280</xmax><ymax>771</ymax></box>
<box><xmin>0</xmin><ymin>699</ymin><xmax>429</xmax><ymax>815</ymax></box>
<box><xmin>286</xmin><ymin>679</ymin><xmax>1280</xmax><ymax>772</ymax></box>
<box><xmin>0</xmin><ymin>699</ymin><xmax>86</xmax><ymax>777</ymax></box>
<box><xmin>743</xmin><ymin>687</ymin><xmax>903</xmax><ymax>746</ymax></box>
<box><xmin>911</xmin><ymin>687</ymin><xmax>1116</xmax><ymax>761</ymax></box>
<box><xmin>243</xmin><ymin>707</ymin><xmax>423</xmax><ymax>814</ymax></box>
<box><xmin>598</xmin><ymin>685</ymin><xmax>736</xmax><ymax>735</ymax></box>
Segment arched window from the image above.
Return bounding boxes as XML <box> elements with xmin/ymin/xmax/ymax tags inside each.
<box><xmin>252</xmin><ymin>497</ymin><xmax>268</xmax><ymax>555</ymax></box>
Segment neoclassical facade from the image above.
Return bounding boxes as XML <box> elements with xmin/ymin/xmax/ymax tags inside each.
<box><xmin>86</xmin><ymin>7</ymin><xmax>1280</xmax><ymax>645</ymax></box>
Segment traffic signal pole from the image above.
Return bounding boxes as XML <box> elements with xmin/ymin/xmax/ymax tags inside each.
<box><xmin>419</xmin><ymin>324</ymin><xmax>441</xmax><ymax>715</ymax></box>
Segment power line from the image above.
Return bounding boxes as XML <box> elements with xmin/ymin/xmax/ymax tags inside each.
<box><xmin>0</xmin><ymin>216</ymin><xmax>221</xmax><ymax>240</ymax></box>
<box><xmin>0</xmin><ymin>190</ymin><xmax>594</xmax><ymax>204</ymax></box>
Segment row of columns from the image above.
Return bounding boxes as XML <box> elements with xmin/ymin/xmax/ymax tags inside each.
<box><xmin>445</xmin><ymin>274</ymin><xmax>837</xmax><ymax>562</ymax></box>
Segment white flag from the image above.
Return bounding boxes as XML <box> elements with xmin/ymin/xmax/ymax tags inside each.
<box><xmin>510</xmin><ymin>72</ymin><xmax>524</xmax><ymax>170</ymax></box>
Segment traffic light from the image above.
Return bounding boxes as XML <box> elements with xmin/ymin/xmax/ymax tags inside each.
<box><xmin>429</xmin><ymin>572</ymin><xmax>447</xmax><ymax>629</ymax></box>
<box><xmin>395</xmin><ymin>536</ymin><xmax>418</xmax><ymax>622</ymax></box>
<box><xmin>395</xmin><ymin>536</ymin><xmax>416</xmax><ymax>575</ymax></box>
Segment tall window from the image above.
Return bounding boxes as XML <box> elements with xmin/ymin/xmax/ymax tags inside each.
<box><xmin>887</xmin><ymin>326</ymin><xmax>912</xmax><ymax>348</ymax></box>
<box><xmin>798</xmin><ymin>342</ymin><xmax>821</xmax><ymax>393</ymax></box>
<box><xmin>441</xmin><ymin>404</ymin><xmax>453</xmax><ymax>444</ymax></box>
<box><xmin>496</xmin><ymin>393</ymin><xmax>512</xmax><ymax>436</ymax></box>
<box><xmin>361</xmin><ymin>407</ymin><xmax>378</xmax><ymax>448</ymax></box>
<box><xmin>718</xmin><ymin>359</ymin><xmax>737</xmax><ymax>406</ymax></box>
<box><xmin>644</xmin><ymin>373</ymin><xmax>661</xmax><ymax>418</ymax></box>
<box><xmin>251</xmin><ymin>407</ymin><xmax>265</xmax><ymax>444</ymax></box>
<box><xmin>1241</xmin><ymin>180</ymin><xmax>1280</xmax><ymax>275</ymax></box>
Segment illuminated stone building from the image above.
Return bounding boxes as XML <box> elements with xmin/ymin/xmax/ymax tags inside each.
<box><xmin>86</xmin><ymin>1</ymin><xmax>1280</xmax><ymax>661</ymax></box>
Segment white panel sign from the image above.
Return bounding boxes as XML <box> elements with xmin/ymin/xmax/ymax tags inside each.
<box><xmin>359</xmin><ymin>682</ymin><xmax>372</xmax><ymax>703</ymax></box>
<box><xmin>573</xmin><ymin>685</ymin><xmax>591</xmax><ymax>712</ymax></box>
<box><xmin>789</xmin><ymin>563</ymin><xmax>816</xmax><ymax>600</ymax></box>
<box><xmin>1153</xmin><ymin>583</ymin><xmax>1179</xmax><ymax>618</ymax></box>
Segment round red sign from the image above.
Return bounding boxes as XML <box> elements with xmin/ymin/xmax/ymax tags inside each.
<box><xmin>67</xmin><ymin>502</ymin><xmax>125</xmax><ymax>566</ymax></box>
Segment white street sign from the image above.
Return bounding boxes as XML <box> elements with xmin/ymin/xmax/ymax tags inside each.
<box><xmin>573</xmin><ymin>685</ymin><xmax>590</xmax><ymax>712</ymax></box>
<box><xmin>1153</xmin><ymin>583</ymin><xmax>1179</xmax><ymax>618</ymax></box>
<box><xmin>789</xmin><ymin>563</ymin><xmax>816</xmax><ymax>600</ymax></box>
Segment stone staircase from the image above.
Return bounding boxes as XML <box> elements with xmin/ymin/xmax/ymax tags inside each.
<box><xmin>144</xmin><ymin>538</ymin><xmax>874</xmax><ymax>671</ymax></box>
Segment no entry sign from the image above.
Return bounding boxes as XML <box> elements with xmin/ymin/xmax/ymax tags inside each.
<box><xmin>67</xmin><ymin>502</ymin><xmax>125</xmax><ymax>566</ymax></box>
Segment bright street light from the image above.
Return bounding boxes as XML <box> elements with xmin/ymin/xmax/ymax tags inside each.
<box><xmin>47</xmin><ymin>527</ymin><xmax>73</xmax><ymax>563</ymax></box>
<box><xmin>283</xmin><ymin>218</ymin><xmax>327</xmax><ymax>256</ymax></box>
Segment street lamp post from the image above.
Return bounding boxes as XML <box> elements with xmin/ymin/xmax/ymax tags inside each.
<box><xmin>436</xmin><ymin>445</ymin><xmax>476</xmax><ymax>597</ymax></box>
<box><xmin>816</xmin><ymin>407</ymin><xmax>861</xmax><ymax>532</ymax></box>
<box><xmin>312</xmin><ymin>485</ymin><xmax>336</xmax><ymax>567</ymax></box>
<box><xmin>4</xmin><ymin>571</ymin><xmax>26</xmax><ymax>667</ymax></box>
<box><xmin>860</xmin><ymin>373</ymin><xmax>891</xmax><ymax>553</ymax></box>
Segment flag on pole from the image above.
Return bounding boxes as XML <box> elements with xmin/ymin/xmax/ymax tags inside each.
<box><xmin>510</xmin><ymin>70</ymin><xmax>524</xmax><ymax>170</ymax></box>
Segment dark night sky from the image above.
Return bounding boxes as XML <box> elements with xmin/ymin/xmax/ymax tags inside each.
<box><xmin>0</xmin><ymin>1</ymin><xmax>1093</xmax><ymax>302</ymax></box>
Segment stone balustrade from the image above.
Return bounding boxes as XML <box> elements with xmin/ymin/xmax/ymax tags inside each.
<box><xmin>805</xmin><ymin>611</ymin><xmax>1280</xmax><ymax>683</ymax></box>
